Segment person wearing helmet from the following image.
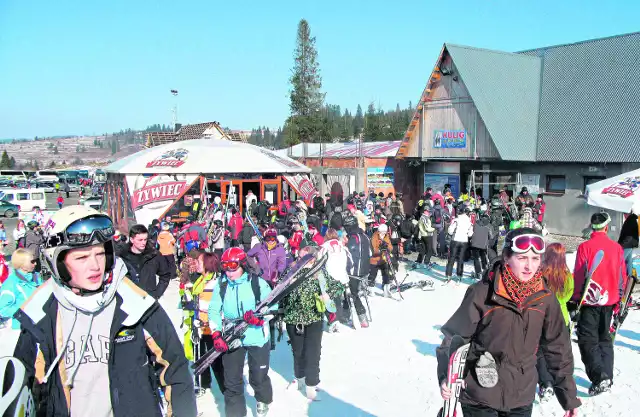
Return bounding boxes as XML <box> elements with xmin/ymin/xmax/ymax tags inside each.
<box><xmin>368</xmin><ymin>223</ymin><xmax>394</xmax><ymax>297</ymax></box>
<box><xmin>13</xmin><ymin>206</ymin><xmax>197</xmax><ymax>417</ymax></box>
<box><xmin>437</xmin><ymin>228</ymin><xmax>580</xmax><ymax>417</ymax></box>
<box><xmin>248</xmin><ymin>228</ymin><xmax>286</xmax><ymax>287</ymax></box>
<box><xmin>207</xmin><ymin>247</ymin><xmax>275</xmax><ymax>417</ymax></box>
<box><xmin>209</xmin><ymin>219</ymin><xmax>226</xmax><ymax>256</ymax></box>
<box><xmin>115</xmin><ymin>224</ymin><xmax>172</xmax><ymax>300</ymax></box>
<box><xmin>25</xmin><ymin>220</ymin><xmax>45</xmax><ymax>272</ymax></box>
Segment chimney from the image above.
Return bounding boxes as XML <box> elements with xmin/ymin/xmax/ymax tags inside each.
<box><xmin>174</xmin><ymin>123</ymin><xmax>182</xmax><ymax>132</ymax></box>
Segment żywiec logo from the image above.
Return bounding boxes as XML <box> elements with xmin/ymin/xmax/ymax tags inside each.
<box><xmin>132</xmin><ymin>176</ymin><xmax>187</xmax><ymax>209</ymax></box>
<box><xmin>146</xmin><ymin>148</ymin><xmax>189</xmax><ymax>168</ymax></box>
<box><xmin>602</xmin><ymin>176</ymin><xmax>640</xmax><ymax>199</ymax></box>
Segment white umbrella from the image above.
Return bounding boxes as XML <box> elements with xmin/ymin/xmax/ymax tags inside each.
<box><xmin>586</xmin><ymin>168</ymin><xmax>640</xmax><ymax>213</ymax></box>
<box><xmin>105</xmin><ymin>138</ymin><xmax>310</xmax><ymax>174</ymax></box>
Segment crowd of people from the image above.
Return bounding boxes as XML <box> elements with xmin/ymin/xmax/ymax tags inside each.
<box><xmin>0</xmin><ymin>182</ymin><xmax>637</xmax><ymax>417</ymax></box>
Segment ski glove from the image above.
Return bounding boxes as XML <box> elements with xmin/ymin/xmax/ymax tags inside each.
<box><xmin>244</xmin><ymin>310</ymin><xmax>265</xmax><ymax>326</ymax></box>
<box><xmin>211</xmin><ymin>331</ymin><xmax>229</xmax><ymax>352</ymax></box>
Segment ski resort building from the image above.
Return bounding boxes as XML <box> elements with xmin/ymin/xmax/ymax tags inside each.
<box><xmin>396</xmin><ymin>31</ymin><xmax>640</xmax><ymax>236</ymax></box>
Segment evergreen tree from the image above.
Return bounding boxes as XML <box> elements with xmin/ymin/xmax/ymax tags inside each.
<box><xmin>0</xmin><ymin>151</ymin><xmax>10</xmax><ymax>168</ymax></box>
<box><xmin>111</xmin><ymin>140</ymin><xmax>117</xmax><ymax>155</ymax></box>
<box><xmin>49</xmin><ymin>161</ymin><xmax>56</xmax><ymax>168</ymax></box>
<box><xmin>288</xmin><ymin>19</ymin><xmax>325</xmax><ymax>144</ymax></box>
<box><xmin>353</xmin><ymin>104</ymin><xmax>364</xmax><ymax>137</ymax></box>
<box><xmin>34</xmin><ymin>160</ymin><xmax>39</xmax><ymax>170</ymax></box>
<box><xmin>9</xmin><ymin>157</ymin><xmax>15</xmax><ymax>168</ymax></box>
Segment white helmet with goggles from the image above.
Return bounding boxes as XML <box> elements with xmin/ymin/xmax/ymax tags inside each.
<box><xmin>43</xmin><ymin>206</ymin><xmax>116</xmax><ymax>285</ymax></box>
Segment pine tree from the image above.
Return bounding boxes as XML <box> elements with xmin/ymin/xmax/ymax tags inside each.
<box><xmin>0</xmin><ymin>151</ymin><xmax>10</xmax><ymax>168</ymax></box>
<box><xmin>9</xmin><ymin>156</ymin><xmax>15</xmax><ymax>168</ymax></box>
<box><xmin>111</xmin><ymin>140</ymin><xmax>117</xmax><ymax>155</ymax></box>
<box><xmin>288</xmin><ymin>19</ymin><xmax>325</xmax><ymax>144</ymax></box>
<box><xmin>353</xmin><ymin>104</ymin><xmax>364</xmax><ymax>137</ymax></box>
<box><xmin>34</xmin><ymin>160</ymin><xmax>39</xmax><ymax>170</ymax></box>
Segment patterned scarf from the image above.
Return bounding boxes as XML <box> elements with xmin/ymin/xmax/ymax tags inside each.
<box><xmin>501</xmin><ymin>264</ymin><xmax>543</xmax><ymax>307</ymax></box>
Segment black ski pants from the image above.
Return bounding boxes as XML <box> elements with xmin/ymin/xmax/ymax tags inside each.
<box><xmin>437</xmin><ymin>228</ymin><xmax>447</xmax><ymax>257</ymax></box>
<box><xmin>471</xmin><ymin>247</ymin><xmax>488</xmax><ymax>275</ymax></box>
<box><xmin>198</xmin><ymin>334</ymin><xmax>225</xmax><ymax>393</ymax></box>
<box><xmin>417</xmin><ymin>235</ymin><xmax>433</xmax><ymax>265</ymax></box>
<box><xmin>348</xmin><ymin>277</ymin><xmax>366</xmax><ymax>316</ymax></box>
<box><xmin>577</xmin><ymin>305</ymin><xmax>615</xmax><ymax>384</ymax></box>
<box><xmin>286</xmin><ymin>320</ymin><xmax>323</xmax><ymax>386</ymax></box>
<box><xmin>461</xmin><ymin>403</ymin><xmax>532</xmax><ymax>417</ymax></box>
<box><xmin>368</xmin><ymin>263</ymin><xmax>391</xmax><ymax>285</ymax></box>
<box><xmin>446</xmin><ymin>241</ymin><xmax>468</xmax><ymax>277</ymax></box>
<box><xmin>222</xmin><ymin>342</ymin><xmax>273</xmax><ymax>417</ymax></box>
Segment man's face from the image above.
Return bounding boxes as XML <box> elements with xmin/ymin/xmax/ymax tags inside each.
<box><xmin>64</xmin><ymin>244</ymin><xmax>107</xmax><ymax>292</ymax></box>
<box><xmin>131</xmin><ymin>233</ymin><xmax>148</xmax><ymax>252</ymax></box>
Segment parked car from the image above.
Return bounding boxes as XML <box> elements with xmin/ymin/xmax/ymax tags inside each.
<box><xmin>83</xmin><ymin>196</ymin><xmax>103</xmax><ymax>211</ymax></box>
<box><xmin>35</xmin><ymin>181</ymin><xmax>56</xmax><ymax>193</ymax></box>
<box><xmin>0</xmin><ymin>200</ymin><xmax>20</xmax><ymax>218</ymax></box>
<box><xmin>0</xmin><ymin>189</ymin><xmax>46</xmax><ymax>211</ymax></box>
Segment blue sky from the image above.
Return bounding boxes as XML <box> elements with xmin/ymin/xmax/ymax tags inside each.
<box><xmin>0</xmin><ymin>0</ymin><xmax>638</xmax><ymax>138</ymax></box>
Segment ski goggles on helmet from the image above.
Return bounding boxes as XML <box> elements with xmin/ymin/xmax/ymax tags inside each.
<box><xmin>509</xmin><ymin>234</ymin><xmax>545</xmax><ymax>254</ymax></box>
<box><xmin>46</xmin><ymin>215</ymin><xmax>115</xmax><ymax>248</ymax></box>
<box><xmin>221</xmin><ymin>261</ymin><xmax>240</xmax><ymax>271</ymax></box>
<box><xmin>264</xmin><ymin>235</ymin><xmax>277</xmax><ymax>242</ymax></box>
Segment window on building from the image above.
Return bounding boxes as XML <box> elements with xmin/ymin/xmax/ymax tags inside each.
<box><xmin>584</xmin><ymin>176</ymin><xmax>606</xmax><ymax>195</ymax></box>
<box><xmin>545</xmin><ymin>175</ymin><xmax>566</xmax><ymax>194</ymax></box>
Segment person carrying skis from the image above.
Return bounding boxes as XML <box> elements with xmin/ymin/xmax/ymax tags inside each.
<box><xmin>344</xmin><ymin>215</ymin><xmax>371</xmax><ymax>327</ymax></box>
<box><xmin>570</xmin><ymin>212</ymin><xmax>625</xmax><ymax>396</ymax></box>
<box><xmin>13</xmin><ymin>206</ymin><xmax>197</xmax><ymax>417</ymax></box>
<box><xmin>320</xmin><ymin>228</ymin><xmax>353</xmax><ymax>326</ymax></box>
<box><xmin>281</xmin><ymin>245</ymin><xmax>343</xmax><ymax>400</ymax></box>
<box><xmin>437</xmin><ymin>228</ymin><xmax>580</xmax><ymax>417</ymax></box>
<box><xmin>207</xmin><ymin>247</ymin><xmax>274</xmax><ymax>417</ymax></box>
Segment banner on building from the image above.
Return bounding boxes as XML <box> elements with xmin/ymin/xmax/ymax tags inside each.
<box><xmin>424</xmin><ymin>174</ymin><xmax>460</xmax><ymax>198</ymax></box>
<box><xmin>433</xmin><ymin>130</ymin><xmax>466</xmax><ymax>149</ymax></box>
<box><xmin>367</xmin><ymin>167</ymin><xmax>394</xmax><ymax>189</ymax></box>
<box><xmin>519</xmin><ymin>174</ymin><xmax>540</xmax><ymax>195</ymax></box>
<box><xmin>283</xmin><ymin>174</ymin><xmax>319</xmax><ymax>200</ymax></box>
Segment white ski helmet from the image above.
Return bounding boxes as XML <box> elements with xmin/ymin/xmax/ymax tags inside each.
<box><xmin>43</xmin><ymin>205</ymin><xmax>116</xmax><ymax>285</ymax></box>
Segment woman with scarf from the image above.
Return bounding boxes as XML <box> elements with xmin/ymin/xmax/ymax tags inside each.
<box><xmin>184</xmin><ymin>252</ymin><xmax>226</xmax><ymax>394</ymax></box>
<box><xmin>0</xmin><ymin>248</ymin><xmax>42</xmax><ymax>328</ymax></box>
<box><xmin>436</xmin><ymin>228</ymin><xmax>580</xmax><ymax>417</ymax></box>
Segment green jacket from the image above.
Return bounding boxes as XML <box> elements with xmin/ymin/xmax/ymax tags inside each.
<box><xmin>556</xmin><ymin>272</ymin><xmax>574</xmax><ymax>326</ymax></box>
<box><xmin>282</xmin><ymin>268</ymin><xmax>344</xmax><ymax>325</ymax></box>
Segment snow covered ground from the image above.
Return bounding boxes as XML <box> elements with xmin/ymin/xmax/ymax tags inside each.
<box><xmin>3</xmin><ymin>259</ymin><xmax>640</xmax><ymax>417</ymax></box>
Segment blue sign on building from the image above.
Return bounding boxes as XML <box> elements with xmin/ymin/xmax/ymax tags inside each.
<box><xmin>433</xmin><ymin>129</ymin><xmax>466</xmax><ymax>149</ymax></box>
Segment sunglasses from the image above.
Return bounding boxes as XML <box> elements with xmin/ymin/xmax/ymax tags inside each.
<box><xmin>510</xmin><ymin>234</ymin><xmax>545</xmax><ymax>254</ymax></box>
<box><xmin>221</xmin><ymin>261</ymin><xmax>240</xmax><ymax>271</ymax></box>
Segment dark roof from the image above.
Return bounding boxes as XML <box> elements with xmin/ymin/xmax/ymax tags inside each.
<box><xmin>518</xmin><ymin>32</ymin><xmax>640</xmax><ymax>162</ymax></box>
<box><xmin>145</xmin><ymin>131</ymin><xmax>176</xmax><ymax>148</ymax></box>
<box><xmin>446</xmin><ymin>44</ymin><xmax>541</xmax><ymax>161</ymax></box>
<box><xmin>174</xmin><ymin>122</ymin><xmax>221</xmax><ymax>141</ymax></box>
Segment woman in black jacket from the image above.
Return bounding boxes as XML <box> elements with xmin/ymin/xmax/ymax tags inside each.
<box><xmin>618</xmin><ymin>210</ymin><xmax>639</xmax><ymax>277</ymax></box>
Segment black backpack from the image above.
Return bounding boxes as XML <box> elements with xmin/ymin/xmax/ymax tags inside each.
<box><xmin>219</xmin><ymin>274</ymin><xmax>261</xmax><ymax>306</ymax></box>
<box><xmin>400</xmin><ymin>218</ymin><xmax>414</xmax><ymax>239</ymax></box>
<box><xmin>433</xmin><ymin>209</ymin><xmax>443</xmax><ymax>225</ymax></box>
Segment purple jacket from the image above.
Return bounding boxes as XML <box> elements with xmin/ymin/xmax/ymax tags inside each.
<box><xmin>247</xmin><ymin>243</ymin><xmax>287</xmax><ymax>284</ymax></box>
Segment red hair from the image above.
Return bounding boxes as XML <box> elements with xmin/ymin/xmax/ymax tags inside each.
<box><xmin>542</xmin><ymin>243</ymin><xmax>570</xmax><ymax>295</ymax></box>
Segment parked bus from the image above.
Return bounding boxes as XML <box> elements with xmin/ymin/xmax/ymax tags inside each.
<box><xmin>35</xmin><ymin>170</ymin><xmax>60</xmax><ymax>182</ymax></box>
<box><xmin>0</xmin><ymin>170</ymin><xmax>32</xmax><ymax>181</ymax></box>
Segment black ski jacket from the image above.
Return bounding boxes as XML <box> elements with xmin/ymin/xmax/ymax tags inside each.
<box><xmin>13</xmin><ymin>262</ymin><xmax>197</xmax><ymax>417</ymax></box>
<box><xmin>116</xmin><ymin>242</ymin><xmax>172</xmax><ymax>299</ymax></box>
<box><xmin>347</xmin><ymin>231</ymin><xmax>371</xmax><ymax>277</ymax></box>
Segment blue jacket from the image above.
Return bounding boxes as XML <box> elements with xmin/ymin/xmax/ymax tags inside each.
<box><xmin>0</xmin><ymin>270</ymin><xmax>42</xmax><ymax>328</ymax></box>
<box><xmin>208</xmin><ymin>272</ymin><xmax>273</xmax><ymax>348</ymax></box>
<box><xmin>0</xmin><ymin>229</ymin><xmax>6</xmax><ymax>242</ymax></box>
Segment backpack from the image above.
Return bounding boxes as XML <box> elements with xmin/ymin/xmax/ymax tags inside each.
<box><xmin>219</xmin><ymin>274</ymin><xmax>261</xmax><ymax>306</ymax></box>
<box><xmin>400</xmin><ymin>218</ymin><xmax>414</xmax><ymax>239</ymax></box>
<box><xmin>433</xmin><ymin>209</ymin><xmax>443</xmax><ymax>225</ymax></box>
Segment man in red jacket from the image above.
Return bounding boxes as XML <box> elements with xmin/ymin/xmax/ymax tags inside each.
<box><xmin>572</xmin><ymin>212</ymin><xmax>625</xmax><ymax>396</ymax></box>
<box><xmin>228</xmin><ymin>208</ymin><xmax>244</xmax><ymax>247</ymax></box>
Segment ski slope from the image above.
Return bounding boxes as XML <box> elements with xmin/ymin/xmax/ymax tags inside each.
<box><xmin>2</xmin><ymin>259</ymin><xmax>639</xmax><ymax>417</ymax></box>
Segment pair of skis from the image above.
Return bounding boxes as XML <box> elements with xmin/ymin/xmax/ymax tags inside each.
<box><xmin>611</xmin><ymin>268</ymin><xmax>638</xmax><ymax>340</ymax></box>
<box><xmin>193</xmin><ymin>252</ymin><xmax>328</xmax><ymax>376</ymax></box>
<box><xmin>437</xmin><ymin>335</ymin><xmax>470</xmax><ymax>417</ymax></box>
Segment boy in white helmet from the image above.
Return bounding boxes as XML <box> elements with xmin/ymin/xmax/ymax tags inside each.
<box><xmin>12</xmin><ymin>206</ymin><xmax>197</xmax><ymax>417</ymax></box>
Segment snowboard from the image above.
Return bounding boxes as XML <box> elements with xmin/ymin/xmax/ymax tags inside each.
<box><xmin>437</xmin><ymin>335</ymin><xmax>470</xmax><ymax>417</ymax></box>
<box><xmin>0</xmin><ymin>357</ymin><xmax>36</xmax><ymax>417</ymax></box>
<box><xmin>193</xmin><ymin>252</ymin><xmax>328</xmax><ymax>375</ymax></box>
<box><xmin>570</xmin><ymin>249</ymin><xmax>605</xmax><ymax>335</ymax></box>
<box><xmin>611</xmin><ymin>269</ymin><xmax>637</xmax><ymax>340</ymax></box>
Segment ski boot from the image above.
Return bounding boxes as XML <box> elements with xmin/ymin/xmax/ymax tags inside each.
<box><xmin>287</xmin><ymin>377</ymin><xmax>306</xmax><ymax>395</ymax></box>
<box><xmin>538</xmin><ymin>383</ymin><xmax>554</xmax><ymax>402</ymax></box>
<box><xmin>306</xmin><ymin>385</ymin><xmax>321</xmax><ymax>401</ymax></box>
<box><xmin>358</xmin><ymin>313</ymin><xmax>369</xmax><ymax>328</ymax></box>
<box><xmin>588</xmin><ymin>379</ymin><xmax>612</xmax><ymax>396</ymax></box>
<box><xmin>383</xmin><ymin>284</ymin><xmax>392</xmax><ymax>298</ymax></box>
<box><xmin>257</xmin><ymin>402</ymin><xmax>269</xmax><ymax>416</ymax></box>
